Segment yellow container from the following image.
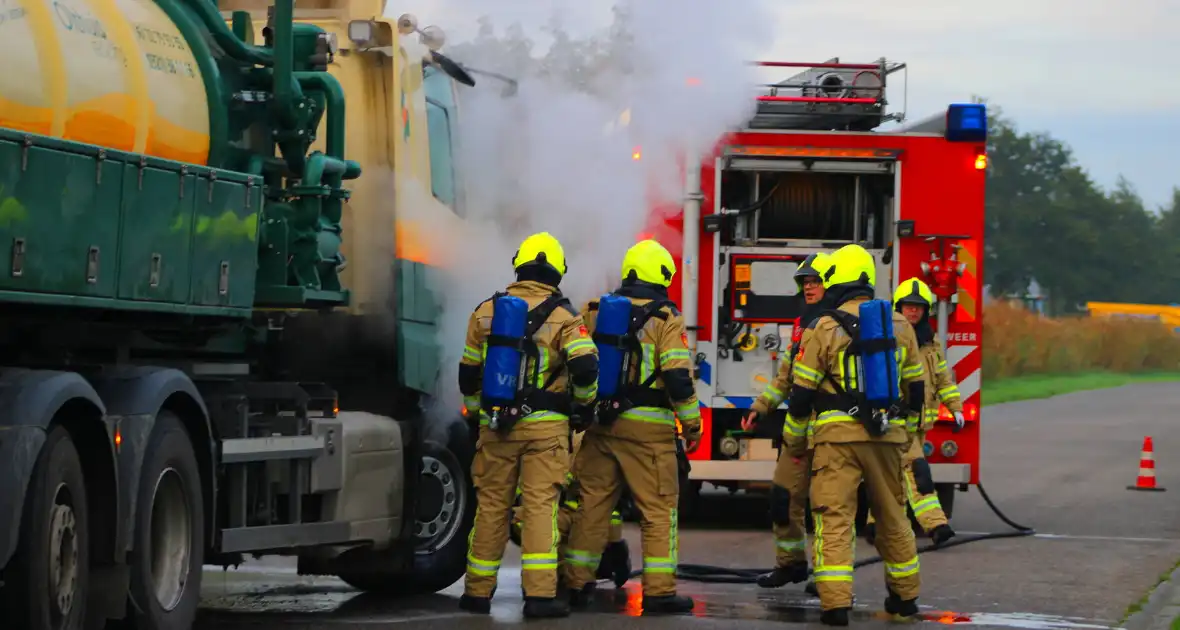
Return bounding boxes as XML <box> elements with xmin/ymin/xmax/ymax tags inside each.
<box><xmin>0</xmin><ymin>0</ymin><xmax>210</xmax><ymax>164</ymax></box>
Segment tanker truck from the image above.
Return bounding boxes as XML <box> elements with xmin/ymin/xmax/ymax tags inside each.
<box><xmin>0</xmin><ymin>1</ymin><xmax>482</xmax><ymax>629</ymax></box>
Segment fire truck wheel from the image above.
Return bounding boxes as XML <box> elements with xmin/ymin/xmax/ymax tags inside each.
<box><xmin>935</xmin><ymin>484</ymin><xmax>955</xmax><ymax>520</ymax></box>
<box><xmin>2</xmin><ymin>425</ymin><xmax>91</xmax><ymax>630</ymax></box>
<box><xmin>123</xmin><ymin>410</ymin><xmax>204</xmax><ymax>630</ymax></box>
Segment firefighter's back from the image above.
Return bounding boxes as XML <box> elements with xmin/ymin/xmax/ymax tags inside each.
<box><xmin>583</xmin><ymin>295</ymin><xmax>683</xmax><ymax>443</ymax></box>
<box><xmin>470</xmin><ymin>280</ymin><xmax>585</xmax><ymax>442</ymax></box>
<box><xmin>805</xmin><ymin>301</ymin><xmax>917</xmax><ymax>446</ymax></box>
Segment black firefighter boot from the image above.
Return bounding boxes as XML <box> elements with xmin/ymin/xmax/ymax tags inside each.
<box><xmin>642</xmin><ymin>593</ymin><xmax>695</xmax><ymax>614</ymax></box>
<box><xmin>820</xmin><ymin>607</ymin><xmax>851</xmax><ymax>626</ymax></box>
<box><xmin>756</xmin><ymin>562</ymin><xmax>810</xmax><ymax>588</ymax></box>
<box><xmin>523</xmin><ymin>596</ymin><xmax>571</xmax><ymax>619</ymax></box>
<box><xmin>885</xmin><ymin>590</ymin><xmax>920</xmax><ymax>618</ymax></box>
<box><xmin>458</xmin><ymin>594</ymin><xmax>491</xmax><ymax>615</ymax></box>
<box><xmin>597</xmin><ymin>539</ymin><xmax>633</xmax><ymax>588</ymax></box>
<box><xmin>567</xmin><ymin>582</ymin><xmax>596</xmax><ymax>609</ymax></box>
<box><xmin>930</xmin><ymin>523</ymin><xmax>956</xmax><ymax>546</ymax></box>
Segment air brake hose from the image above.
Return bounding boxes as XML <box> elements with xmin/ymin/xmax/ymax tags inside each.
<box><xmin>608</xmin><ymin>482</ymin><xmax>1035</xmax><ymax>585</ymax></box>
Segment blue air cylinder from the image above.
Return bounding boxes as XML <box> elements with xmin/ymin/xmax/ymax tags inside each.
<box><xmin>595</xmin><ymin>294</ymin><xmax>633</xmax><ymax>398</ymax></box>
<box><xmin>482</xmin><ymin>295</ymin><xmax>529</xmax><ymax>408</ymax></box>
<box><xmin>858</xmin><ymin>299</ymin><xmax>901</xmax><ymax>408</ymax></box>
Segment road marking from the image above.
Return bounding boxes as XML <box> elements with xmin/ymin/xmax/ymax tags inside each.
<box><xmin>321</xmin><ymin>613</ymin><xmax>470</xmax><ymax>624</ymax></box>
<box><xmin>958</xmin><ymin>531</ymin><xmax>1180</xmax><ymax>544</ymax></box>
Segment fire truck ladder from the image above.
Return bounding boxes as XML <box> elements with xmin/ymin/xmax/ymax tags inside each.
<box><xmin>750</xmin><ymin>58</ymin><xmax>908</xmax><ymax>132</ymax></box>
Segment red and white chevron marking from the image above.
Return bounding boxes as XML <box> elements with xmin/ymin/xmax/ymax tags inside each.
<box><xmin>946</xmin><ymin>343</ymin><xmax>981</xmax><ymax>402</ymax></box>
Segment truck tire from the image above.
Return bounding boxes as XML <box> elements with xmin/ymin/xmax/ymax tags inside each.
<box><xmin>1</xmin><ymin>425</ymin><xmax>91</xmax><ymax>630</ymax></box>
<box><xmin>338</xmin><ymin>432</ymin><xmax>474</xmax><ymax>595</ymax></box>
<box><xmin>122</xmin><ymin>411</ymin><xmax>204</xmax><ymax>630</ymax></box>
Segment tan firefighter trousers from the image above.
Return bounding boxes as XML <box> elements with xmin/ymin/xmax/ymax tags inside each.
<box><xmin>865</xmin><ymin>432</ymin><xmax>948</xmax><ymax>534</ymax></box>
<box><xmin>564</xmin><ymin>432</ymin><xmax>680</xmax><ymax>596</ymax></box>
<box><xmin>771</xmin><ymin>445</ymin><xmax>815</xmax><ymax>568</ymax></box>
<box><xmin>465</xmin><ymin>434</ymin><xmax>568</xmax><ymax>599</ymax></box>
<box><xmin>811</xmin><ymin>442</ymin><xmax>920</xmax><ymax>610</ymax></box>
<box><xmin>511</xmin><ymin>499</ymin><xmax>624</xmax><ymax>569</ymax></box>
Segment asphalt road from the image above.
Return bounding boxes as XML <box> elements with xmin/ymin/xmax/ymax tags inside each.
<box><xmin>195</xmin><ymin>382</ymin><xmax>1180</xmax><ymax>629</ymax></box>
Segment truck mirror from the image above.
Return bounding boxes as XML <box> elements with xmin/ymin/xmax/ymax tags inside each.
<box><xmin>430</xmin><ymin>51</ymin><xmax>475</xmax><ymax>87</ymax></box>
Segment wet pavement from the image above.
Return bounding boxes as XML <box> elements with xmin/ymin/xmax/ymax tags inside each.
<box><xmin>196</xmin><ymin>382</ymin><xmax>1180</xmax><ymax>629</ymax></box>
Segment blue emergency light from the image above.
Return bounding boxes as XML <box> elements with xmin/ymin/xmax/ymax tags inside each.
<box><xmin>945</xmin><ymin>103</ymin><xmax>987</xmax><ymax>143</ymax></box>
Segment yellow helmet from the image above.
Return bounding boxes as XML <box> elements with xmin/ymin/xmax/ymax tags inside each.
<box><xmin>822</xmin><ymin>244</ymin><xmax>876</xmax><ymax>289</ymax></box>
<box><xmin>621</xmin><ymin>239</ymin><xmax>676</xmax><ymax>287</ymax></box>
<box><xmin>894</xmin><ymin>277</ymin><xmax>935</xmax><ymax>310</ymax></box>
<box><xmin>512</xmin><ymin>232</ymin><xmax>567</xmax><ymax>276</ymax></box>
<box><xmin>794</xmin><ymin>252</ymin><xmax>832</xmax><ymax>292</ymax></box>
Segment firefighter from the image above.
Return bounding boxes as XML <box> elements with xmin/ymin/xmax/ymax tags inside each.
<box><xmin>863</xmin><ymin>278</ymin><xmax>964</xmax><ymax>546</ymax></box>
<box><xmin>741</xmin><ymin>252</ymin><xmax>833</xmax><ymax>588</ymax></box>
<box><xmin>563</xmin><ymin>239</ymin><xmax>702</xmax><ymax>614</ymax></box>
<box><xmin>457</xmin><ymin>232</ymin><xmax>599</xmax><ymax>619</ymax></box>
<box><xmin>788</xmin><ymin>244</ymin><xmax>925</xmax><ymax>626</ymax></box>
<box><xmin>507</xmin><ymin>429</ymin><xmax>632</xmax><ymax>589</ymax></box>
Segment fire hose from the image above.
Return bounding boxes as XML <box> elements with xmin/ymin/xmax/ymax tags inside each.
<box><xmin>609</xmin><ymin>482</ymin><xmax>1035</xmax><ymax>585</ymax></box>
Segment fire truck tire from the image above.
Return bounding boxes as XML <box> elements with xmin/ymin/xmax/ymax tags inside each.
<box><xmin>122</xmin><ymin>411</ymin><xmax>204</xmax><ymax>630</ymax></box>
<box><xmin>2</xmin><ymin>425</ymin><xmax>91</xmax><ymax>630</ymax></box>
<box><xmin>935</xmin><ymin>483</ymin><xmax>956</xmax><ymax>520</ymax></box>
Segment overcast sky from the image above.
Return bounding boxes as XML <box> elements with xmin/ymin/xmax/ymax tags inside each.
<box><xmin>396</xmin><ymin>0</ymin><xmax>1180</xmax><ymax>210</ymax></box>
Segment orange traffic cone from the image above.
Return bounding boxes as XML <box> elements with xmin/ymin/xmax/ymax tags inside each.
<box><xmin>1127</xmin><ymin>436</ymin><xmax>1166</xmax><ymax>492</ymax></box>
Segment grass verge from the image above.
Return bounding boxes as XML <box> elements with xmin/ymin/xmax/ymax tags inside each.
<box><xmin>1121</xmin><ymin>557</ymin><xmax>1180</xmax><ymax>622</ymax></box>
<box><xmin>982</xmin><ymin>371</ymin><xmax>1180</xmax><ymax>406</ymax></box>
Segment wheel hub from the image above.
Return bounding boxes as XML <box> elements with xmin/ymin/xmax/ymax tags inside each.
<box><xmin>415</xmin><ymin>455</ymin><xmax>461</xmax><ymax>550</ymax></box>
<box><xmin>48</xmin><ymin>488</ymin><xmax>78</xmax><ymax>619</ymax></box>
<box><xmin>149</xmin><ymin>468</ymin><xmax>191</xmax><ymax>612</ymax></box>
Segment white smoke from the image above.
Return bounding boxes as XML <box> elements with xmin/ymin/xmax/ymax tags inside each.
<box><xmin>404</xmin><ymin>0</ymin><xmax>777</xmax><ymax>411</ymax></box>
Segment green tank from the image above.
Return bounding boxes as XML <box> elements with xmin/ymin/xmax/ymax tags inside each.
<box><xmin>0</xmin><ymin>0</ymin><xmax>355</xmax><ymax>315</ymax></box>
<box><xmin>0</xmin><ymin>4</ymin><xmax>484</xmax><ymax>630</ymax></box>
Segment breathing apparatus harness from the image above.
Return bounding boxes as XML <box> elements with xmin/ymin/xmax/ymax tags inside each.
<box><xmin>811</xmin><ymin>305</ymin><xmax>910</xmax><ymax>437</ymax></box>
<box><xmin>481</xmin><ymin>291</ymin><xmax>574</xmax><ymax>434</ymax></box>
<box><xmin>588</xmin><ymin>295</ymin><xmax>677</xmax><ymax>426</ymax></box>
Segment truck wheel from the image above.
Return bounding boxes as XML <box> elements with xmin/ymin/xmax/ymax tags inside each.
<box><xmin>1</xmin><ymin>425</ymin><xmax>91</xmax><ymax>630</ymax></box>
<box><xmin>405</xmin><ymin>437</ymin><xmax>474</xmax><ymax>592</ymax></box>
<box><xmin>338</xmin><ymin>434</ymin><xmax>474</xmax><ymax>595</ymax></box>
<box><xmin>935</xmin><ymin>483</ymin><xmax>956</xmax><ymax>520</ymax></box>
<box><xmin>123</xmin><ymin>411</ymin><xmax>204</xmax><ymax>630</ymax></box>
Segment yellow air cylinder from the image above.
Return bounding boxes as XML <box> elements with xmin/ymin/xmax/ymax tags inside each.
<box><xmin>0</xmin><ymin>0</ymin><xmax>211</xmax><ymax>165</ymax></box>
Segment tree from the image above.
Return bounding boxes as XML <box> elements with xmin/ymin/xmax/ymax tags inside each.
<box><xmin>982</xmin><ymin>104</ymin><xmax>1172</xmax><ymax>311</ymax></box>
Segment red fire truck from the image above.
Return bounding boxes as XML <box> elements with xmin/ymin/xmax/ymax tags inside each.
<box><xmin>647</xmin><ymin>59</ymin><xmax>986</xmax><ymax>524</ymax></box>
